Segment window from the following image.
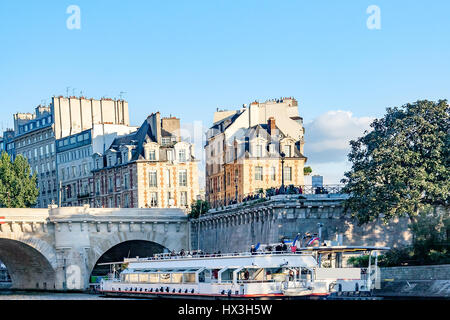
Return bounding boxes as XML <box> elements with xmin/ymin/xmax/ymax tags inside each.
<box><xmin>165</xmin><ymin>169</ymin><xmax>171</xmax><ymax>187</ymax></box>
<box><xmin>107</xmin><ymin>177</ymin><xmax>113</xmax><ymax>192</ymax></box>
<box><xmin>149</xmin><ymin>150</ymin><xmax>156</xmax><ymax>161</ymax></box>
<box><xmin>167</xmin><ymin>192</ymin><xmax>173</xmax><ymax>207</ymax></box>
<box><xmin>71</xmin><ymin>166</ymin><xmax>77</xmax><ymax>178</ymax></box>
<box><xmin>180</xmin><ymin>191</ymin><xmax>188</xmax><ymax>207</ymax></box>
<box><xmin>45</xmin><ymin>145</ymin><xmax>49</xmax><ymax>155</ymax></box>
<box><xmin>162</xmin><ymin>137</ymin><xmax>170</xmax><ymax>145</ymax></box>
<box><xmin>178</xmin><ymin>170</ymin><xmax>187</xmax><ymax>187</ymax></box>
<box><xmin>256</xmin><ymin>145</ymin><xmax>263</xmax><ymax>157</ymax></box>
<box><xmin>150</xmin><ymin>192</ymin><xmax>158</xmax><ymax>207</ymax></box>
<box><xmin>284</xmin><ymin>145</ymin><xmax>292</xmax><ymax>157</ymax></box>
<box><xmin>284</xmin><ymin>166</ymin><xmax>292</xmax><ymax>181</ymax></box>
<box><xmin>96</xmin><ymin>180</ymin><xmax>101</xmax><ymax>195</ymax></box>
<box><xmin>124</xmin><ymin>194</ymin><xmax>130</xmax><ymax>208</ymax></box>
<box><xmin>255</xmin><ymin>166</ymin><xmax>263</xmax><ymax>181</ymax></box>
<box><xmin>271</xmin><ymin>166</ymin><xmax>276</xmax><ymax>181</ymax></box>
<box><xmin>149</xmin><ymin>171</ymin><xmax>157</xmax><ymax>187</ymax></box>
<box><xmin>123</xmin><ymin>173</ymin><xmax>130</xmax><ymax>189</ymax></box>
<box><xmin>178</xmin><ymin>149</ymin><xmax>186</xmax><ymax>162</ymax></box>
<box><xmin>77</xmin><ymin>135</ymin><xmax>83</xmax><ymax>142</ymax></box>
<box><xmin>70</xmin><ymin>137</ymin><xmax>76</xmax><ymax>144</ymax></box>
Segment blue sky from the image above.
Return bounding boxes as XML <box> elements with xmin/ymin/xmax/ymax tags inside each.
<box><xmin>0</xmin><ymin>1</ymin><xmax>449</xmax><ymax>183</ymax></box>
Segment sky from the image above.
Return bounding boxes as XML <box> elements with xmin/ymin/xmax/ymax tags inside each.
<box><xmin>0</xmin><ymin>0</ymin><xmax>449</xmax><ymax>185</ymax></box>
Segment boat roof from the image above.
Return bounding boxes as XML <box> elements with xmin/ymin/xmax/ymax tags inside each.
<box><xmin>296</xmin><ymin>245</ymin><xmax>390</xmax><ymax>253</ymax></box>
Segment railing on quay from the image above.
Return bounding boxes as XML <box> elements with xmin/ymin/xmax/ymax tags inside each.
<box><xmin>208</xmin><ymin>184</ymin><xmax>346</xmax><ymax>213</ymax></box>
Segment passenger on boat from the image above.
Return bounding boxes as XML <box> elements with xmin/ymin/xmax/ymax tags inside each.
<box><xmin>250</xmin><ymin>245</ymin><xmax>256</xmax><ymax>255</ymax></box>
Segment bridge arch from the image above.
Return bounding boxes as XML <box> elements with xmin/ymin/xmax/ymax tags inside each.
<box><xmin>88</xmin><ymin>231</ymin><xmax>179</xmax><ymax>279</ymax></box>
<box><xmin>0</xmin><ymin>237</ymin><xmax>57</xmax><ymax>290</ymax></box>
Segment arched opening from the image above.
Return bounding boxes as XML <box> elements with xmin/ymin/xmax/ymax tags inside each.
<box><xmin>0</xmin><ymin>239</ymin><xmax>56</xmax><ymax>290</ymax></box>
<box><xmin>0</xmin><ymin>260</ymin><xmax>11</xmax><ymax>289</ymax></box>
<box><xmin>90</xmin><ymin>240</ymin><xmax>168</xmax><ymax>283</ymax></box>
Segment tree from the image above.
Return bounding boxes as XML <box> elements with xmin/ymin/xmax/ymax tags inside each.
<box><xmin>342</xmin><ymin>100</ymin><xmax>449</xmax><ymax>225</ymax></box>
<box><xmin>303</xmin><ymin>166</ymin><xmax>312</xmax><ymax>176</ymax></box>
<box><xmin>188</xmin><ymin>200</ymin><xmax>210</xmax><ymax>219</ymax></box>
<box><xmin>0</xmin><ymin>152</ymin><xmax>39</xmax><ymax>208</ymax></box>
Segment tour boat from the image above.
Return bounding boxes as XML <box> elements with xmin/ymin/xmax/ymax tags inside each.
<box><xmin>99</xmin><ymin>245</ymin><xmax>389</xmax><ymax>300</ymax></box>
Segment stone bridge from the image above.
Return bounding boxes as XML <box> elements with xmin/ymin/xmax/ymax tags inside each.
<box><xmin>0</xmin><ymin>206</ymin><xmax>189</xmax><ymax>291</ymax></box>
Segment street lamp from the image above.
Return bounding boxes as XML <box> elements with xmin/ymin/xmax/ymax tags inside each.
<box><xmin>280</xmin><ymin>151</ymin><xmax>286</xmax><ymax>194</ymax></box>
<box><xmin>234</xmin><ymin>175</ymin><xmax>238</xmax><ymax>203</ymax></box>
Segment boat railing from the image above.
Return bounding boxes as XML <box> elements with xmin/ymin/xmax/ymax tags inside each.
<box><xmin>128</xmin><ymin>251</ymin><xmax>311</xmax><ymax>262</ymax></box>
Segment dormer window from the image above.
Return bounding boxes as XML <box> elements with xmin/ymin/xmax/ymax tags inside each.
<box><xmin>178</xmin><ymin>149</ymin><xmax>186</xmax><ymax>162</ymax></box>
<box><xmin>162</xmin><ymin>137</ymin><xmax>170</xmax><ymax>145</ymax></box>
<box><xmin>284</xmin><ymin>145</ymin><xmax>292</xmax><ymax>157</ymax></box>
<box><xmin>149</xmin><ymin>150</ymin><xmax>156</xmax><ymax>161</ymax></box>
<box><xmin>256</xmin><ymin>145</ymin><xmax>263</xmax><ymax>157</ymax></box>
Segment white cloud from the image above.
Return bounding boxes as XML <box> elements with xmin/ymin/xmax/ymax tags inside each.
<box><xmin>303</xmin><ymin>110</ymin><xmax>374</xmax><ymax>183</ymax></box>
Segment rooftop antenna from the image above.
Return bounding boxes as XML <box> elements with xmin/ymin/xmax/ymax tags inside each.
<box><xmin>72</xmin><ymin>88</ymin><xmax>76</xmax><ymax>96</ymax></box>
<box><xmin>66</xmin><ymin>87</ymin><xmax>71</xmax><ymax>97</ymax></box>
<box><xmin>119</xmin><ymin>91</ymin><xmax>127</xmax><ymax>100</ymax></box>
<box><xmin>80</xmin><ymin>90</ymin><xmax>83</xmax><ymax>97</ymax></box>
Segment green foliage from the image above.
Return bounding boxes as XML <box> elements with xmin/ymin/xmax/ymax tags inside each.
<box><xmin>347</xmin><ymin>255</ymin><xmax>376</xmax><ymax>267</ymax></box>
<box><xmin>342</xmin><ymin>100</ymin><xmax>450</xmax><ymax>225</ymax></box>
<box><xmin>0</xmin><ymin>152</ymin><xmax>39</xmax><ymax>208</ymax></box>
<box><xmin>188</xmin><ymin>200</ymin><xmax>210</xmax><ymax>219</ymax></box>
<box><xmin>303</xmin><ymin>166</ymin><xmax>312</xmax><ymax>176</ymax></box>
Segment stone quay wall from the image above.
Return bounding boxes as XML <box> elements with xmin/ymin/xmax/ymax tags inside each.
<box><xmin>380</xmin><ymin>265</ymin><xmax>450</xmax><ymax>281</ymax></box>
<box><xmin>190</xmin><ymin>194</ymin><xmax>412</xmax><ymax>253</ymax></box>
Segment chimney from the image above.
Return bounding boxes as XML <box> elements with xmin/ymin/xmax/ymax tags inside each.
<box><xmin>161</xmin><ymin>117</ymin><xmax>181</xmax><ymax>142</ymax></box>
<box><xmin>268</xmin><ymin>117</ymin><xmax>276</xmax><ymax>135</ymax></box>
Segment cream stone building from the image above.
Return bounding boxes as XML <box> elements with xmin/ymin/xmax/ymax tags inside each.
<box><xmin>92</xmin><ymin>113</ymin><xmax>199</xmax><ymax>211</ymax></box>
<box><xmin>205</xmin><ymin>97</ymin><xmax>307</xmax><ymax>208</ymax></box>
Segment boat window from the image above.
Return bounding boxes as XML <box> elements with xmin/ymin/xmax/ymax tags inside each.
<box><xmin>149</xmin><ymin>274</ymin><xmax>159</xmax><ymax>283</ymax></box>
<box><xmin>129</xmin><ymin>274</ymin><xmax>139</xmax><ymax>283</ymax></box>
<box><xmin>171</xmin><ymin>273</ymin><xmax>183</xmax><ymax>283</ymax></box>
<box><xmin>183</xmin><ymin>273</ymin><xmax>196</xmax><ymax>283</ymax></box>
<box><xmin>198</xmin><ymin>269</ymin><xmax>211</xmax><ymax>283</ymax></box>
<box><xmin>160</xmin><ymin>273</ymin><xmax>171</xmax><ymax>283</ymax></box>
<box><xmin>138</xmin><ymin>273</ymin><xmax>150</xmax><ymax>283</ymax></box>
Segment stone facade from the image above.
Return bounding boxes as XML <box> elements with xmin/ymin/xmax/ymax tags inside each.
<box><xmin>205</xmin><ymin>98</ymin><xmax>307</xmax><ymax>208</ymax></box>
<box><xmin>191</xmin><ymin>194</ymin><xmax>412</xmax><ymax>253</ymax></box>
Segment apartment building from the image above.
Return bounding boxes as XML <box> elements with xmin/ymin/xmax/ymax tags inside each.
<box><xmin>13</xmin><ymin>106</ymin><xmax>57</xmax><ymax>207</ymax></box>
<box><xmin>92</xmin><ymin>112</ymin><xmax>199</xmax><ymax>211</ymax></box>
<box><xmin>205</xmin><ymin>97</ymin><xmax>307</xmax><ymax>208</ymax></box>
<box><xmin>56</xmin><ymin>124</ymin><xmax>137</xmax><ymax>207</ymax></box>
<box><xmin>12</xmin><ymin>96</ymin><xmax>132</xmax><ymax>208</ymax></box>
